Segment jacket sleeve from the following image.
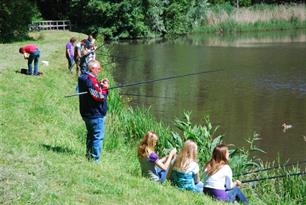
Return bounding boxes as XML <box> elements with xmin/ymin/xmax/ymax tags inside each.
<box><xmin>87</xmin><ymin>76</ymin><xmax>107</xmax><ymax>102</ymax></box>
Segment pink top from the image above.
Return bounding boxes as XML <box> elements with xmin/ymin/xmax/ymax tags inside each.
<box><xmin>22</xmin><ymin>44</ymin><xmax>38</xmax><ymax>53</ymax></box>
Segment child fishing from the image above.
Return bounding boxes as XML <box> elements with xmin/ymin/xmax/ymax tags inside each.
<box><xmin>168</xmin><ymin>140</ymin><xmax>203</xmax><ymax>192</ymax></box>
<box><xmin>138</xmin><ymin>131</ymin><xmax>176</xmax><ymax>183</ymax></box>
<box><xmin>203</xmin><ymin>144</ymin><xmax>248</xmax><ymax>204</ymax></box>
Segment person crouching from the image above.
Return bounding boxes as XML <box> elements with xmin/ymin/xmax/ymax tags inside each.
<box><xmin>19</xmin><ymin>44</ymin><xmax>40</xmax><ymax>75</ymax></box>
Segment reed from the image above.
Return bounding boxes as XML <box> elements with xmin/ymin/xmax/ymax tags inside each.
<box><xmin>195</xmin><ymin>4</ymin><xmax>306</xmax><ymax>33</ymax></box>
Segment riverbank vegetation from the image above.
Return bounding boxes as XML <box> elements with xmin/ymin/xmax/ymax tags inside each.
<box><xmin>1</xmin><ymin>1</ymin><xmax>306</xmax><ymax>42</ymax></box>
<box><xmin>195</xmin><ymin>3</ymin><xmax>306</xmax><ymax>33</ymax></box>
<box><xmin>0</xmin><ymin>31</ymin><xmax>305</xmax><ymax>204</ymax></box>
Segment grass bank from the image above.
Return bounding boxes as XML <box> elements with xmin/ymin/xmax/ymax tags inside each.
<box><xmin>194</xmin><ymin>4</ymin><xmax>306</xmax><ymax>34</ymax></box>
<box><xmin>0</xmin><ymin>31</ymin><xmax>305</xmax><ymax>204</ymax></box>
<box><xmin>0</xmin><ymin>31</ymin><xmax>219</xmax><ymax>205</ymax></box>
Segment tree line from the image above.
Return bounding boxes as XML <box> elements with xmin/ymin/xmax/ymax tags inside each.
<box><xmin>0</xmin><ymin>0</ymin><xmax>304</xmax><ymax>42</ymax></box>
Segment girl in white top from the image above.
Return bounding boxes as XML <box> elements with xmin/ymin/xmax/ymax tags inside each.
<box><xmin>204</xmin><ymin>144</ymin><xmax>248</xmax><ymax>204</ymax></box>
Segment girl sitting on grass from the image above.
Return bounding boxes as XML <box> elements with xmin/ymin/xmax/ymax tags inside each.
<box><xmin>168</xmin><ymin>140</ymin><xmax>203</xmax><ymax>192</ymax></box>
<box><xmin>138</xmin><ymin>131</ymin><xmax>176</xmax><ymax>183</ymax></box>
<box><xmin>203</xmin><ymin>144</ymin><xmax>248</xmax><ymax>204</ymax></box>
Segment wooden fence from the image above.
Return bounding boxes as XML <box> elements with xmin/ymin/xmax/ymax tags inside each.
<box><xmin>28</xmin><ymin>20</ymin><xmax>71</xmax><ymax>31</ymax></box>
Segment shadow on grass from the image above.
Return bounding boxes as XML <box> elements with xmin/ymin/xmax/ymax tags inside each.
<box><xmin>15</xmin><ymin>68</ymin><xmax>43</xmax><ymax>76</ymax></box>
<box><xmin>41</xmin><ymin>144</ymin><xmax>75</xmax><ymax>155</ymax></box>
<box><xmin>15</xmin><ymin>68</ymin><xmax>28</xmax><ymax>75</ymax></box>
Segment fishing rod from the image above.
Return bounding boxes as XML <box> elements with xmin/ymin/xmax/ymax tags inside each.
<box><xmin>242</xmin><ymin>172</ymin><xmax>306</xmax><ymax>183</ymax></box>
<box><xmin>64</xmin><ymin>69</ymin><xmax>223</xmax><ymax>98</ymax></box>
<box><xmin>235</xmin><ymin>160</ymin><xmax>306</xmax><ymax>177</ymax></box>
<box><xmin>64</xmin><ymin>92</ymin><xmax>173</xmax><ymax>99</ymax></box>
<box><xmin>110</xmin><ymin>68</ymin><xmax>223</xmax><ymax>90</ymax></box>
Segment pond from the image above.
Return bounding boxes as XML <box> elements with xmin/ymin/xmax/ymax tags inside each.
<box><xmin>109</xmin><ymin>30</ymin><xmax>306</xmax><ymax>163</ymax></box>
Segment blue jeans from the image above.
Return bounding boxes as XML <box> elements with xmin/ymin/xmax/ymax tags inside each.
<box><xmin>226</xmin><ymin>187</ymin><xmax>249</xmax><ymax>204</ymax></box>
<box><xmin>194</xmin><ymin>181</ymin><xmax>204</xmax><ymax>193</ymax></box>
<box><xmin>28</xmin><ymin>50</ymin><xmax>40</xmax><ymax>75</ymax></box>
<box><xmin>83</xmin><ymin>117</ymin><xmax>105</xmax><ymax>162</ymax></box>
<box><xmin>67</xmin><ymin>57</ymin><xmax>74</xmax><ymax>72</ymax></box>
<box><xmin>156</xmin><ymin>167</ymin><xmax>167</xmax><ymax>183</ymax></box>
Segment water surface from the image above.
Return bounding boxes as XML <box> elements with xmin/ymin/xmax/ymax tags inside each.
<box><xmin>109</xmin><ymin>30</ymin><xmax>306</xmax><ymax>163</ymax></box>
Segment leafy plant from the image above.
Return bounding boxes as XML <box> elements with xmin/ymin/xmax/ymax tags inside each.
<box><xmin>230</xmin><ymin>133</ymin><xmax>264</xmax><ymax>175</ymax></box>
<box><xmin>167</xmin><ymin>112</ymin><xmax>223</xmax><ymax>166</ymax></box>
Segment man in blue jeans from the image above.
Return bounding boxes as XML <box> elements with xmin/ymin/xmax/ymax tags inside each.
<box><xmin>78</xmin><ymin>60</ymin><xmax>109</xmax><ymax>162</ymax></box>
<box><xmin>19</xmin><ymin>44</ymin><xmax>40</xmax><ymax>75</ymax></box>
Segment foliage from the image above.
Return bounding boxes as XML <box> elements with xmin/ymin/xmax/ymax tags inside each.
<box><xmin>188</xmin><ymin>0</ymin><xmax>210</xmax><ymax>28</ymax></box>
<box><xmin>0</xmin><ymin>0</ymin><xmax>34</xmax><ymax>43</ymax></box>
<box><xmin>143</xmin><ymin>0</ymin><xmax>166</xmax><ymax>35</ymax></box>
<box><xmin>35</xmin><ymin>0</ymin><xmax>71</xmax><ymax>20</ymax></box>
<box><xmin>244</xmin><ymin>163</ymin><xmax>306</xmax><ymax>204</ymax></box>
<box><xmin>230</xmin><ymin>133</ymin><xmax>264</xmax><ymax>174</ymax></box>
<box><xmin>31</xmin><ymin>5</ymin><xmax>44</xmax><ymax>21</ymax></box>
<box><xmin>0</xmin><ymin>1</ymin><xmax>300</xmax><ymax>41</ymax></box>
<box><xmin>168</xmin><ymin>113</ymin><xmax>223</xmax><ymax>165</ymax></box>
<box><xmin>165</xmin><ymin>113</ymin><xmax>263</xmax><ymax>172</ymax></box>
<box><xmin>238</xmin><ymin>0</ymin><xmax>252</xmax><ymax>7</ymax></box>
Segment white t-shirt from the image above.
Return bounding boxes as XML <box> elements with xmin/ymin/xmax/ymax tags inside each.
<box><xmin>204</xmin><ymin>164</ymin><xmax>234</xmax><ymax>190</ymax></box>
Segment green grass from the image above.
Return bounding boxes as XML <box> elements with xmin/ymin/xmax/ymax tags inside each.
<box><xmin>0</xmin><ymin>31</ymin><xmax>222</xmax><ymax>205</ymax></box>
<box><xmin>0</xmin><ymin>31</ymin><xmax>305</xmax><ymax>205</ymax></box>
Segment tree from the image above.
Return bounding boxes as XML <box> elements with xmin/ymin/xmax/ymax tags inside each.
<box><xmin>0</xmin><ymin>0</ymin><xmax>34</xmax><ymax>42</ymax></box>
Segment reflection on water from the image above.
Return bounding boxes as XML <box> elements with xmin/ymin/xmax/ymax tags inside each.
<box><xmin>108</xmin><ymin>30</ymin><xmax>306</xmax><ymax>163</ymax></box>
<box><xmin>187</xmin><ymin>30</ymin><xmax>306</xmax><ymax>47</ymax></box>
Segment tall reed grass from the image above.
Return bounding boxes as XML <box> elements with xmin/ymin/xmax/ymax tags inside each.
<box><xmin>195</xmin><ymin>4</ymin><xmax>306</xmax><ymax>33</ymax></box>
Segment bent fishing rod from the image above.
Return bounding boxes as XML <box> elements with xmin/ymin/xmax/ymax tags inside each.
<box><xmin>64</xmin><ymin>69</ymin><xmax>223</xmax><ymax>98</ymax></box>
<box><xmin>241</xmin><ymin>172</ymin><xmax>306</xmax><ymax>184</ymax></box>
<box><xmin>235</xmin><ymin>160</ymin><xmax>306</xmax><ymax>177</ymax></box>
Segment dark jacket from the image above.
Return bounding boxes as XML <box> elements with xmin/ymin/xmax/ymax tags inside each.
<box><xmin>78</xmin><ymin>72</ymin><xmax>108</xmax><ymax>118</ymax></box>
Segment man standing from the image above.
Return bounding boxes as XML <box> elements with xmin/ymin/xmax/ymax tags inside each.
<box><xmin>78</xmin><ymin>60</ymin><xmax>109</xmax><ymax>162</ymax></box>
<box><xmin>74</xmin><ymin>40</ymin><xmax>82</xmax><ymax>76</ymax></box>
<box><xmin>19</xmin><ymin>44</ymin><xmax>40</xmax><ymax>75</ymax></box>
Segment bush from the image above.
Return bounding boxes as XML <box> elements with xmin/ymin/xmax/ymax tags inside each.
<box><xmin>0</xmin><ymin>0</ymin><xmax>34</xmax><ymax>43</ymax></box>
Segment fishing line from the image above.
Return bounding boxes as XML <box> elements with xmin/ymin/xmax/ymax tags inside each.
<box><xmin>64</xmin><ymin>69</ymin><xmax>223</xmax><ymax>98</ymax></box>
<box><xmin>235</xmin><ymin>160</ymin><xmax>306</xmax><ymax>177</ymax></box>
<box><xmin>120</xmin><ymin>93</ymin><xmax>174</xmax><ymax>99</ymax></box>
<box><xmin>242</xmin><ymin>172</ymin><xmax>306</xmax><ymax>183</ymax></box>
